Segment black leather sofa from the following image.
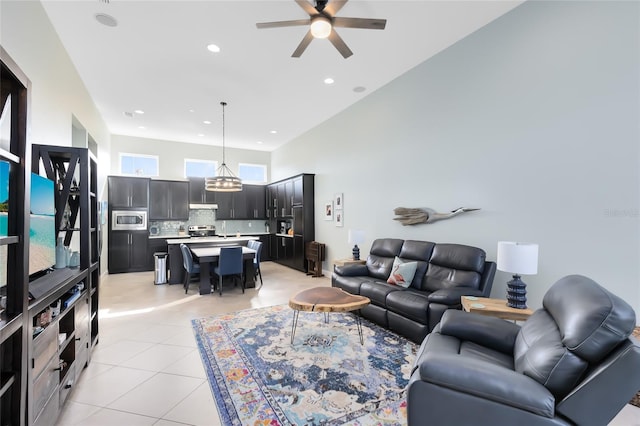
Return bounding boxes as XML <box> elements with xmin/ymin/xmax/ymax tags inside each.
<box><xmin>332</xmin><ymin>238</ymin><xmax>496</xmax><ymax>343</ymax></box>
<box><xmin>407</xmin><ymin>275</ymin><xmax>640</xmax><ymax>425</ymax></box>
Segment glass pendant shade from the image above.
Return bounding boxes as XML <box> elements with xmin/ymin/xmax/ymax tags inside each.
<box><xmin>310</xmin><ymin>16</ymin><xmax>332</xmax><ymax>38</ymax></box>
<box><xmin>206</xmin><ymin>101</ymin><xmax>242</xmax><ymax>192</ymax></box>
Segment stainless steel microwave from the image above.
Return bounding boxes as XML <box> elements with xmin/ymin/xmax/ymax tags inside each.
<box><xmin>111</xmin><ymin>210</ymin><xmax>147</xmax><ymax>231</ymax></box>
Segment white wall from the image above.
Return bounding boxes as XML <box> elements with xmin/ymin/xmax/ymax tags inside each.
<box><xmin>1</xmin><ymin>0</ymin><xmax>112</xmax><ymax>266</ymax></box>
<box><xmin>272</xmin><ymin>0</ymin><xmax>640</xmax><ymax>316</ymax></box>
<box><xmin>109</xmin><ymin>134</ymin><xmax>271</xmax><ymax>181</ymax></box>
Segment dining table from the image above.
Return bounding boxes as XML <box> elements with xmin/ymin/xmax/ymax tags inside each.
<box><xmin>189</xmin><ymin>246</ymin><xmax>257</xmax><ymax>295</ymax></box>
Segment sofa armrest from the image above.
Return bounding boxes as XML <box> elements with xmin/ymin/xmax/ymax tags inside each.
<box><xmin>439</xmin><ymin>310</ymin><xmax>520</xmax><ymax>354</ymax></box>
<box><xmin>427</xmin><ymin>287</ymin><xmax>484</xmax><ymax>305</ymax></box>
<box><xmin>417</xmin><ymin>352</ymin><xmax>555</xmax><ymax>418</ymax></box>
<box><xmin>479</xmin><ymin>261</ymin><xmax>497</xmax><ymax>296</ymax></box>
<box><xmin>333</xmin><ymin>263</ymin><xmax>368</xmax><ymax>277</ymax></box>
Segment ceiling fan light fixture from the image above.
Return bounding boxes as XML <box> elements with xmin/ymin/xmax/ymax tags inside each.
<box><xmin>205</xmin><ymin>101</ymin><xmax>242</xmax><ymax>192</ymax></box>
<box><xmin>310</xmin><ymin>16</ymin><xmax>332</xmax><ymax>38</ymax></box>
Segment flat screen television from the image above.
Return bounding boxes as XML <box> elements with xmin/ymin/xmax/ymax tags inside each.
<box><xmin>29</xmin><ymin>172</ymin><xmax>56</xmax><ymax>280</ymax></box>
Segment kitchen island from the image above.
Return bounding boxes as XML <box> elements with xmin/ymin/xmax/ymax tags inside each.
<box><xmin>167</xmin><ymin>236</ymin><xmax>259</xmax><ymax>286</ymax></box>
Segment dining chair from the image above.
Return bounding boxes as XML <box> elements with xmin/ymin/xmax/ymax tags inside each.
<box><xmin>213</xmin><ymin>246</ymin><xmax>244</xmax><ymax>296</ymax></box>
<box><xmin>249</xmin><ymin>241</ymin><xmax>263</xmax><ymax>287</ymax></box>
<box><xmin>180</xmin><ymin>243</ymin><xmax>200</xmax><ymax>294</ymax></box>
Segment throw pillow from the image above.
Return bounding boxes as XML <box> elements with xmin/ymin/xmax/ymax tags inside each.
<box><xmin>387</xmin><ymin>256</ymin><xmax>418</xmax><ymax>288</ymax></box>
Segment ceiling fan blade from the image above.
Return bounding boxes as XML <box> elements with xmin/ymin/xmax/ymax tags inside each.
<box><xmin>295</xmin><ymin>0</ymin><xmax>318</xmax><ymax>16</ymax></box>
<box><xmin>324</xmin><ymin>0</ymin><xmax>348</xmax><ymax>17</ymax></box>
<box><xmin>328</xmin><ymin>29</ymin><xmax>353</xmax><ymax>58</ymax></box>
<box><xmin>333</xmin><ymin>17</ymin><xmax>387</xmax><ymax>30</ymax></box>
<box><xmin>292</xmin><ymin>30</ymin><xmax>314</xmax><ymax>58</ymax></box>
<box><xmin>256</xmin><ymin>19</ymin><xmax>310</xmax><ymax>29</ymax></box>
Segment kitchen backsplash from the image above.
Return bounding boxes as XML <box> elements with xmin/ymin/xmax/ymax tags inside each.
<box><xmin>149</xmin><ymin>209</ymin><xmax>270</xmax><ymax>236</ymax></box>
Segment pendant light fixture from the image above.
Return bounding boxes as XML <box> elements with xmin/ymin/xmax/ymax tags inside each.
<box><xmin>205</xmin><ymin>101</ymin><xmax>242</xmax><ymax>192</ymax></box>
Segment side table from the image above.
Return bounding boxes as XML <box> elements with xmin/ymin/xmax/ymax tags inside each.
<box><xmin>333</xmin><ymin>258</ymin><xmax>366</xmax><ymax>267</ymax></box>
<box><xmin>461</xmin><ymin>296</ymin><xmax>534</xmax><ymax>321</ymax></box>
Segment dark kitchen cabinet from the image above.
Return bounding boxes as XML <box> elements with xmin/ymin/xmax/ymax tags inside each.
<box><xmin>108</xmin><ymin>176</ymin><xmax>149</xmax><ymax>209</ymax></box>
<box><xmin>276</xmin><ymin>235</ymin><xmax>294</xmax><ymax>263</ymax></box>
<box><xmin>292</xmin><ymin>176</ymin><xmax>303</xmax><ymax>206</ymax></box>
<box><xmin>188</xmin><ymin>177</ymin><xmax>217</xmax><ymax>204</ymax></box>
<box><xmin>108</xmin><ymin>231</ymin><xmax>150</xmax><ymax>273</ymax></box>
<box><xmin>215</xmin><ymin>184</ymin><xmax>266</xmax><ymax>220</ymax></box>
<box><xmin>149</xmin><ymin>180</ymin><xmax>189</xmax><ymax>220</ymax></box>
<box><xmin>214</xmin><ymin>191</ymin><xmax>234</xmax><ymax>220</ymax></box>
<box><xmin>266</xmin><ymin>174</ymin><xmax>314</xmax><ymax>273</ymax></box>
<box><xmin>274</xmin><ymin>181</ymin><xmax>293</xmax><ymax>217</ymax></box>
<box><xmin>245</xmin><ymin>185</ymin><xmax>266</xmax><ymax>219</ymax></box>
<box><xmin>266</xmin><ymin>185</ymin><xmax>277</xmax><ymax>219</ymax></box>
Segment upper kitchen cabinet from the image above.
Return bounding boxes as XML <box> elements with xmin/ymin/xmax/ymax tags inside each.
<box><xmin>268</xmin><ymin>174</ymin><xmax>313</xmax><ymax>218</ymax></box>
<box><xmin>188</xmin><ymin>177</ymin><xmax>217</xmax><ymax>204</ymax></box>
<box><xmin>149</xmin><ymin>180</ymin><xmax>189</xmax><ymax>220</ymax></box>
<box><xmin>245</xmin><ymin>185</ymin><xmax>266</xmax><ymax>219</ymax></box>
<box><xmin>108</xmin><ymin>176</ymin><xmax>149</xmax><ymax>209</ymax></box>
<box><xmin>292</xmin><ymin>176</ymin><xmax>303</xmax><ymax>206</ymax></box>
<box><xmin>214</xmin><ymin>184</ymin><xmax>266</xmax><ymax>220</ymax></box>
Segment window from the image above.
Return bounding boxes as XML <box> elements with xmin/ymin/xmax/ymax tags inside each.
<box><xmin>184</xmin><ymin>159</ymin><xmax>218</xmax><ymax>178</ymax></box>
<box><xmin>119</xmin><ymin>153</ymin><xmax>159</xmax><ymax>176</ymax></box>
<box><xmin>238</xmin><ymin>163</ymin><xmax>267</xmax><ymax>183</ymax></box>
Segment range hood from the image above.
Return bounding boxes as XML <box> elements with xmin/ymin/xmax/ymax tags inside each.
<box><xmin>189</xmin><ymin>203</ymin><xmax>218</xmax><ymax>210</ymax></box>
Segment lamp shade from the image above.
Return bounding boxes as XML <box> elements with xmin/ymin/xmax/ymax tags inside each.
<box><xmin>348</xmin><ymin>229</ymin><xmax>365</xmax><ymax>245</ymax></box>
<box><xmin>497</xmin><ymin>241</ymin><xmax>538</xmax><ymax>275</ymax></box>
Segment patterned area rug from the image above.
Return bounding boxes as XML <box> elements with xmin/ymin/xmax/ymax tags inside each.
<box><xmin>631</xmin><ymin>327</ymin><xmax>640</xmax><ymax>408</ymax></box>
<box><xmin>192</xmin><ymin>304</ymin><xmax>417</xmax><ymax>425</ymax></box>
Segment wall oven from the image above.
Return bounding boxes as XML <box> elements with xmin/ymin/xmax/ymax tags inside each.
<box><xmin>111</xmin><ymin>210</ymin><xmax>148</xmax><ymax>231</ymax></box>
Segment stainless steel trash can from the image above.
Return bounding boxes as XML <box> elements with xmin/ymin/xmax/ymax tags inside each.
<box><xmin>154</xmin><ymin>252</ymin><xmax>168</xmax><ymax>285</ymax></box>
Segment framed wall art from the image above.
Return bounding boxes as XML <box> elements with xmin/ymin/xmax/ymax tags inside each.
<box><xmin>335</xmin><ymin>210</ymin><xmax>344</xmax><ymax>227</ymax></box>
<box><xmin>324</xmin><ymin>201</ymin><xmax>333</xmax><ymax>220</ymax></box>
<box><xmin>334</xmin><ymin>193</ymin><xmax>343</xmax><ymax>210</ymax></box>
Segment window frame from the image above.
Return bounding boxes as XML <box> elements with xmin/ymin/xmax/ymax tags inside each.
<box><xmin>238</xmin><ymin>162</ymin><xmax>267</xmax><ymax>184</ymax></box>
<box><xmin>184</xmin><ymin>158</ymin><xmax>218</xmax><ymax>178</ymax></box>
<box><xmin>118</xmin><ymin>152</ymin><xmax>159</xmax><ymax>177</ymax></box>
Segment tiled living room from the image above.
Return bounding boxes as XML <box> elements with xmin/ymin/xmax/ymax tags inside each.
<box><xmin>1</xmin><ymin>0</ymin><xmax>639</xmax><ymax>425</ymax></box>
<box><xmin>52</xmin><ymin>262</ymin><xmax>639</xmax><ymax>426</ymax></box>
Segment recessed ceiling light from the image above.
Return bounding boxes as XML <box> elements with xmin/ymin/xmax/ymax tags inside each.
<box><xmin>189</xmin><ymin>109</ymin><xmax>195</xmax><ymax>113</ymax></box>
<box><xmin>257</xmin><ymin>141</ymin><xmax>263</xmax><ymax>144</ymax></box>
<box><xmin>324</xmin><ymin>78</ymin><xmax>335</xmax><ymax>85</ymax></box>
<box><xmin>198</xmin><ymin>134</ymin><xmax>205</xmax><ymax>137</ymax></box>
<box><xmin>138</xmin><ymin>126</ymin><xmax>146</xmax><ymax>130</ymax></box>
<box><xmin>207</xmin><ymin>44</ymin><xmax>221</xmax><ymax>53</ymax></box>
<box><xmin>270</xmin><ymin>130</ymin><xmax>277</xmax><ymax>134</ymax></box>
<box><xmin>95</xmin><ymin>13</ymin><xmax>118</xmax><ymax>27</ymax></box>
<box><xmin>134</xmin><ymin>110</ymin><xmax>144</xmax><ymax>114</ymax></box>
<box><xmin>353</xmin><ymin>86</ymin><xmax>366</xmax><ymax>93</ymax></box>
<box><xmin>203</xmin><ymin>120</ymin><xmax>212</xmax><ymax>125</ymax></box>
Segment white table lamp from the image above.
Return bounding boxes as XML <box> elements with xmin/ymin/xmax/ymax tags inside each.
<box><xmin>348</xmin><ymin>229</ymin><xmax>365</xmax><ymax>260</ymax></box>
<box><xmin>497</xmin><ymin>241</ymin><xmax>539</xmax><ymax>309</ymax></box>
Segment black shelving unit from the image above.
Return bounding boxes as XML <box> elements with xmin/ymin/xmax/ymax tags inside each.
<box><xmin>0</xmin><ymin>47</ymin><xmax>30</xmax><ymax>426</ymax></box>
<box><xmin>29</xmin><ymin>145</ymin><xmax>99</xmax><ymax>425</ymax></box>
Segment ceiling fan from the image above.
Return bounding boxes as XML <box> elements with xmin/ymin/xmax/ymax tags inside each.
<box><xmin>256</xmin><ymin>0</ymin><xmax>387</xmax><ymax>59</ymax></box>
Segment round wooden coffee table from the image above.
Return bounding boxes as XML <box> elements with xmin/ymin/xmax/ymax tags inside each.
<box><xmin>288</xmin><ymin>287</ymin><xmax>370</xmax><ymax>344</ymax></box>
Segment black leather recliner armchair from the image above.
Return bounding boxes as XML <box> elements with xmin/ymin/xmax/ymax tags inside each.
<box><xmin>407</xmin><ymin>275</ymin><xmax>640</xmax><ymax>426</ymax></box>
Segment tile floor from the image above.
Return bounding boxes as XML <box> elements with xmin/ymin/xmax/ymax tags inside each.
<box><xmin>55</xmin><ymin>262</ymin><xmax>640</xmax><ymax>425</ymax></box>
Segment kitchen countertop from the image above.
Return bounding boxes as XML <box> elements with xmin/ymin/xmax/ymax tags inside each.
<box><xmin>165</xmin><ymin>235</ymin><xmax>260</xmax><ymax>245</ymax></box>
<box><xmin>151</xmin><ymin>232</ymin><xmax>272</xmax><ymax>240</ymax></box>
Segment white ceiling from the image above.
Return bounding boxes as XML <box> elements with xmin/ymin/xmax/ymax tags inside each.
<box><xmin>41</xmin><ymin>0</ymin><xmax>522</xmax><ymax>152</ymax></box>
